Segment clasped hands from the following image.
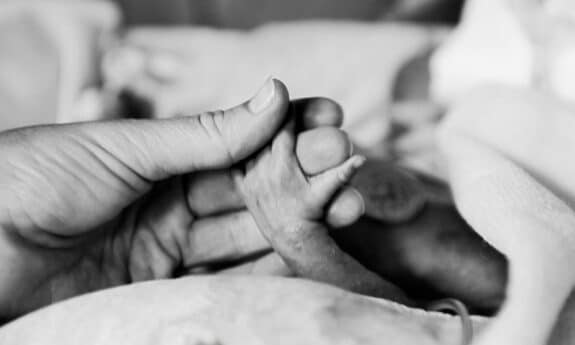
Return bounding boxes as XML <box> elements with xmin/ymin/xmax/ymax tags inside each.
<box><xmin>0</xmin><ymin>79</ymin><xmax>364</xmax><ymax>319</ymax></box>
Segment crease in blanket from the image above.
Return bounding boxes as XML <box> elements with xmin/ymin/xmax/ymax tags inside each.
<box><xmin>427</xmin><ymin>298</ymin><xmax>473</xmax><ymax>345</ymax></box>
<box><xmin>439</xmin><ymin>131</ymin><xmax>575</xmax><ymax>345</ymax></box>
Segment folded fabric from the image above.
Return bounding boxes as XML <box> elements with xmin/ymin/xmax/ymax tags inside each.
<box><xmin>438</xmin><ymin>85</ymin><xmax>575</xmax><ymax>345</ymax></box>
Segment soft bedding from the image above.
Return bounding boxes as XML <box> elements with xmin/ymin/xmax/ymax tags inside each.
<box><xmin>0</xmin><ymin>275</ymin><xmax>487</xmax><ymax>345</ymax></box>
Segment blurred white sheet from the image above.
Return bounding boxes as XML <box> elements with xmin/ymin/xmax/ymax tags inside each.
<box><xmin>0</xmin><ymin>0</ymin><xmax>120</xmax><ymax>131</ymax></box>
<box><xmin>110</xmin><ymin>23</ymin><xmax>444</xmax><ymax>156</ymax></box>
<box><xmin>431</xmin><ymin>0</ymin><xmax>575</xmax><ymax>106</ymax></box>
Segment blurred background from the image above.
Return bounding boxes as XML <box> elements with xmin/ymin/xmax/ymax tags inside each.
<box><xmin>114</xmin><ymin>0</ymin><xmax>464</xmax><ymax>26</ymax></box>
<box><xmin>1</xmin><ymin>0</ymin><xmax>574</xmax><ymax>177</ymax></box>
<box><xmin>0</xmin><ymin>0</ymin><xmax>465</xmax><ymax>171</ymax></box>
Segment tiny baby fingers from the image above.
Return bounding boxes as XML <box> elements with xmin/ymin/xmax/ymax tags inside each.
<box><xmin>310</xmin><ymin>155</ymin><xmax>366</xmax><ymax>206</ymax></box>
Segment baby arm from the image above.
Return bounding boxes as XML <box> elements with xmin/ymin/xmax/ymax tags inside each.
<box><xmin>233</xmin><ymin>121</ymin><xmax>410</xmax><ymax>303</ymax></box>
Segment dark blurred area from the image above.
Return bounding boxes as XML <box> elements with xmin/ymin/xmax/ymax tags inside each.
<box><xmin>115</xmin><ymin>0</ymin><xmax>464</xmax><ymax>27</ymax></box>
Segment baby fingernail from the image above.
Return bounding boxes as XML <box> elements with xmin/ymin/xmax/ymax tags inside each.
<box><xmin>352</xmin><ymin>188</ymin><xmax>366</xmax><ymax>215</ymax></box>
<box><xmin>353</xmin><ymin>155</ymin><xmax>367</xmax><ymax>168</ymax></box>
<box><xmin>249</xmin><ymin>78</ymin><xmax>276</xmax><ymax>113</ymax></box>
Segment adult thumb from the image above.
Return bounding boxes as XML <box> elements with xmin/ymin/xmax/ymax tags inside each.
<box><xmin>46</xmin><ymin>78</ymin><xmax>287</xmax><ymax>178</ymax></box>
<box><xmin>88</xmin><ymin>78</ymin><xmax>289</xmax><ymax>180</ymax></box>
<box><xmin>0</xmin><ymin>79</ymin><xmax>288</xmax><ymax>234</ymax></box>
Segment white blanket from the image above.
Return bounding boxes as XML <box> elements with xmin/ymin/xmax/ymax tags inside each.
<box><xmin>0</xmin><ymin>276</ymin><xmax>487</xmax><ymax>345</ymax></box>
<box><xmin>439</xmin><ymin>85</ymin><xmax>575</xmax><ymax>345</ymax></box>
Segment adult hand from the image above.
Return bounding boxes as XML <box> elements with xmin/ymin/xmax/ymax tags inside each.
<box><xmin>0</xmin><ymin>79</ymin><xmax>363</xmax><ymax>319</ymax></box>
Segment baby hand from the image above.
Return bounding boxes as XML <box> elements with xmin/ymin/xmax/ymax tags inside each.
<box><xmin>233</xmin><ymin>120</ymin><xmax>410</xmax><ymax>302</ymax></box>
<box><xmin>233</xmin><ymin>119</ymin><xmax>363</xmax><ymax>245</ymax></box>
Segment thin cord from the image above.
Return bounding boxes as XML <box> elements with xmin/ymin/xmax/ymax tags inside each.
<box><xmin>427</xmin><ymin>298</ymin><xmax>473</xmax><ymax>345</ymax></box>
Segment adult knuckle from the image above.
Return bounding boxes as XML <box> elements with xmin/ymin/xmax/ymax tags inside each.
<box><xmin>191</xmin><ymin>110</ymin><xmax>234</xmax><ymax>162</ymax></box>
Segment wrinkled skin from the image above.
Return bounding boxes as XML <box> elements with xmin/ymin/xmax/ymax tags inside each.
<box><xmin>233</xmin><ymin>120</ymin><xmax>411</xmax><ymax>304</ymax></box>
<box><xmin>0</xmin><ymin>80</ymin><xmax>365</xmax><ymax>320</ymax></box>
<box><xmin>107</xmin><ymin>27</ymin><xmax>511</xmax><ymax>315</ymax></box>
<box><xmin>235</xmin><ymin>141</ymin><xmax>507</xmax><ymax>314</ymax></box>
